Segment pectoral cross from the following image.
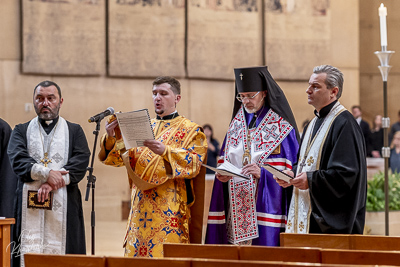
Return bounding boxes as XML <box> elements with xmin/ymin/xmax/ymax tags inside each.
<box><xmin>240</xmin><ymin>73</ymin><xmax>243</xmax><ymax>80</ymax></box>
<box><xmin>40</xmin><ymin>153</ymin><xmax>52</xmax><ymax>167</ymax></box>
<box><xmin>167</xmin><ymin>181</ymin><xmax>180</xmax><ymax>203</ymax></box>
<box><xmin>299</xmin><ymin>157</ymin><xmax>306</xmax><ymax>172</ymax></box>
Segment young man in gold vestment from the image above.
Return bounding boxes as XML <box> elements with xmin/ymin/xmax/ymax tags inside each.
<box><xmin>99</xmin><ymin>76</ymin><xmax>208</xmax><ymax>257</ymax></box>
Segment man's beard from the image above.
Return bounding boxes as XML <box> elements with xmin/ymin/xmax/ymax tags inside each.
<box><xmin>244</xmin><ymin>98</ymin><xmax>264</xmax><ymax>114</ymax></box>
<box><xmin>34</xmin><ymin>104</ymin><xmax>60</xmax><ymax>120</ymax></box>
<box><xmin>244</xmin><ymin>106</ymin><xmax>258</xmax><ymax>114</ymax></box>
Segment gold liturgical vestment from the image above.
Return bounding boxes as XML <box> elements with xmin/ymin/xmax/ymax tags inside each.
<box><xmin>99</xmin><ymin>115</ymin><xmax>207</xmax><ymax>257</ymax></box>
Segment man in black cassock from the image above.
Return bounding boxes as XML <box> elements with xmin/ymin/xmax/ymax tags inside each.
<box><xmin>8</xmin><ymin>81</ymin><xmax>90</xmax><ymax>267</ymax></box>
<box><xmin>0</xmin><ymin>118</ymin><xmax>17</xmax><ymax>219</ymax></box>
<box><xmin>1</xmin><ymin>118</ymin><xmax>18</xmax><ymax>267</ymax></box>
<box><xmin>351</xmin><ymin>105</ymin><xmax>371</xmax><ymax>156</ymax></box>
<box><xmin>275</xmin><ymin>65</ymin><xmax>367</xmax><ymax>234</ymax></box>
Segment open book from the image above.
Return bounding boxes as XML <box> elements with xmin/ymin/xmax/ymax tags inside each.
<box><xmin>202</xmin><ymin>161</ymin><xmax>250</xmax><ymax>180</ymax></box>
<box><xmin>115</xmin><ymin>109</ymin><xmax>155</xmax><ymax>149</ymax></box>
<box><xmin>262</xmin><ymin>164</ymin><xmax>293</xmax><ymax>183</ymax></box>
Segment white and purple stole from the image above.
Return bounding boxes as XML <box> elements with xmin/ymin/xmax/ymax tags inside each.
<box><xmin>223</xmin><ymin>106</ymin><xmax>293</xmax><ymax>243</ymax></box>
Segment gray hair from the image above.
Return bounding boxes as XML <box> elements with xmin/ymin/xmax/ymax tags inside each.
<box><xmin>313</xmin><ymin>65</ymin><xmax>344</xmax><ymax>99</ymax></box>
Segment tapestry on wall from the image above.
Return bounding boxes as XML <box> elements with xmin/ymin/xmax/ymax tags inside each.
<box><xmin>187</xmin><ymin>0</ymin><xmax>263</xmax><ymax>80</ymax></box>
<box><xmin>22</xmin><ymin>0</ymin><xmax>106</xmax><ymax>75</ymax></box>
<box><xmin>108</xmin><ymin>0</ymin><xmax>186</xmax><ymax>77</ymax></box>
<box><xmin>265</xmin><ymin>0</ymin><xmax>331</xmax><ymax>80</ymax></box>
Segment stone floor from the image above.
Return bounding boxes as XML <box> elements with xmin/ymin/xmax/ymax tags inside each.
<box><xmin>85</xmin><ymin>175</ymin><xmax>215</xmax><ymax>256</ymax></box>
<box><xmin>85</xmin><ymin>220</ymin><xmax>127</xmax><ymax>256</ymax></box>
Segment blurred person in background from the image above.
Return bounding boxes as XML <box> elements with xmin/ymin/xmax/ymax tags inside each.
<box><xmin>352</xmin><ymin>105</ymin><xmax>371</xmax><ymax>156</ymax></box>
<box><xmin>390</xmin><ymin>131</ymin><xmax>400</xmax><ymax>173</ymax></box>
<box><xmin>370</xmin><ymin>115</ymin><xmax>384</xmax><ymax>158</ymax></box>
<box><xmin>203</xmin><ymin>124</ymin><xmax>220</xmax><ymax>174</ymax></box>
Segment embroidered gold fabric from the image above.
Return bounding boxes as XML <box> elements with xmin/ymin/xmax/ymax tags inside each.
<box><xmin>99</xmin><ymin>116</ymin><xmax>207</xmax><ymax>257</ymax></box>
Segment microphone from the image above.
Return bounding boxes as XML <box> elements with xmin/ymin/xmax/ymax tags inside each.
<box><xmin>88</xmin><ymin>107</ymin><xmax>115</xmax><ymax>123</ymax></box>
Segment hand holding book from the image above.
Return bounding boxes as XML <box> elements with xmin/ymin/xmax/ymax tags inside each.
<box><xmin>202</xmin><ymin>161</ymin><xmax>250</xmax><ymax>180</ymax></box>
<box><xmin>262</xmin><ymin>164</ymin><xmax>293</xmax><ymax>183</ymax></box>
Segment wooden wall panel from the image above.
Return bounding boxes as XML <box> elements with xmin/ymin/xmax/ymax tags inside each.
<box><xmin>22</xmin><ymin>0</ymin><xmax>106</xmax><ymax>75</ymax></box>
<box><xmin>108</xmin><ymin>0</ymin><xmax>185</xmax><ymax>78</ymax></box>
<box><xmin>187</xmin><ymin>0</ymin><xmax>263</xmax><ymax>80</ymax></box>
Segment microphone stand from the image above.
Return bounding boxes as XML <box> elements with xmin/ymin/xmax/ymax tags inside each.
<box><xmin>85</xmin><ymin>120</ymin><xmax>101</xmax><ymax>255</ymax></box>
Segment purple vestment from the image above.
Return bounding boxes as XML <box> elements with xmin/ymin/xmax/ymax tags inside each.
<box><xmin>205</xmin><ymin>107</ymin><xmax>299</xmax><ymax>246</ymax></box>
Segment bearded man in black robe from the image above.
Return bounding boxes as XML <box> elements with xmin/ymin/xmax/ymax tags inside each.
<box><xmin>8</xmin><ymin>81</ymin><xmax>90</xmax><ymax>267</ymax></box>
<box><xmin>275</xmin><ymin>65</ymin><xmax>367</xmax><ymax>234</ymax></box>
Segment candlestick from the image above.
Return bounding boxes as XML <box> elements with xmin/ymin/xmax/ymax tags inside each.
<box><xmin>379</xmin><ymin>3</ymin><xmax>387</xmax><ymax>49</ymax></box>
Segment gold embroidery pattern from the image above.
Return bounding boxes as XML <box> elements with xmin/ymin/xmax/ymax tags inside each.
<box><xmin>287</xmin><ymin>220</ymin><xmax>292</xmax><ymax>229</ymax></box>
<box><xmin>271</xmin><ymin>144</ymin><xmax>281</xmax><ymax>155</ymax></box>
<box><xmin>28</xmin><ymin>191</ymin><xmax>52</xmax><ymax>209</ymax></box>
<box><xmin>307</xmin><ymin>156</ymin><xmax>314</xmax><ymax>166</ymax></box>
<box><xmin>299</xmin><ymin>221</ymin><xmax>305</xmax><ymax>232</ymax></box>
<box><xmin>101</xmin><ymin>116</ymin><xmax>207</xmax><ymax>258</ymax></box>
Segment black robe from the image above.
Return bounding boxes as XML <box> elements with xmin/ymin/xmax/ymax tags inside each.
<box><xmin>298</xmin><ymin>108</ymin><xmax>367</xmax><ymax>234</ymax></box>
<box><xmin>7</xmin><ymin>118</ymin><xmax>90</xmax><ymax>266</ymax></box>
<box><xmin>0</xmin><ymin>118</ymin><xmax>18</xmax><ymax>218</ymax></box>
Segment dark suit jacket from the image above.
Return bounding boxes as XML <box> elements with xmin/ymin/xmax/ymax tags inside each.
<box><xmin>359</xmin><ymin>120</ymin><xmax>371</xmax><ymax>156</ymax></box>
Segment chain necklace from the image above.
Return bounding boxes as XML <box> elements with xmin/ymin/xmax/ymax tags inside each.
<box><xmin>38</xmin><ymin>120</ymin><xmax>59</xmax><ymax>167</ymax></box>
<box><xmin>242</xmin><ymin>105</ymin><xmax>265</xmax><ymax>166</ymax></box>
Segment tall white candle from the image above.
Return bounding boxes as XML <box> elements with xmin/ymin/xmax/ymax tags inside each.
<box><xmin>379</xmin><ymin>3</ymin><xmax>387</xmax><ymax>47</ymax></box>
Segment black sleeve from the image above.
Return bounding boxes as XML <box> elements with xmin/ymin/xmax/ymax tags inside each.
<box><xmin>212</xmin><ymin>139</ymin><xmax>220</xmax><ymax>157</ymax></box>
<box><xmin>0</xmin><ymin>119</ymin><xmax>12</xmax><ymax>165</ymax></box>
<box><xmin>7</xmin><ymin>123</ymin><xmax>36</xmax><ymax>183</ymax></box>
<box><xmin>64</xmin><ymin>122</ymin><xmax>91</xmax><ymax>185</ymax></box>
<box><xmin>309</xmin><ymin>116</ymin><xmax>365</xmax><ymax>198</ymax></box>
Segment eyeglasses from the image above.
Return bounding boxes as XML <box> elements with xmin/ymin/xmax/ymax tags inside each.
<box><xmin>236</xmin><ymin>91</ymin><xmax>260</xmax><ymax>102</ymax></box>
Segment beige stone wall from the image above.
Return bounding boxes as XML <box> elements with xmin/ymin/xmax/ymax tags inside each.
<box><xmin>1</xmin><ymin>0</ymin><xmax>365</xmax><ymax>225</ymax></box>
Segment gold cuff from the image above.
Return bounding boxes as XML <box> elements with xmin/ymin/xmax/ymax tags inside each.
<box><xmin>105</xmin><ymin>136</ymin><xmax>116</xmax><ymax>150</ymax></box>
<box><xmin>161</xmin><ymin>146</ymin><xmax>168</xmax><ymax>158</ymax></box>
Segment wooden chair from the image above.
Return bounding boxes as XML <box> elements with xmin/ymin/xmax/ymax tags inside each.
<box><xmin>191</xmin><ymin>258</ymin><xmax>282</xmax><ymax>267</ymax></box>
<box><xmin>350</xmin><ymin>235</ymin><xmax>400</xmax><ymax>251</ymax></box>
<box><xmin>281</xmin><ymin>233</ymin><xmax>400</xmax><ymax>251</ymax></box>
<box><xmin>190</xmin><ymin>258</ymin><xmax>372</xmax><ymax>267</ymax></box>
<box><xmin>0</xmin><ymin>218</ymin><xmax>14</xmax><ymax>267</ymax></box>
<box><xmin>280</xmin><ymin>233</ymin><xmax>351</xmax><ymax>249</ymax></box>
<box><xmin>239</xmin><ymin>245</ymin><xmax>321</xmax><ymax>263</ymax></box>
<box><xmin>321</xmin><ymin>248</ymin><xmax>400</xmax><ymax>266</ymax></box>
<box><xmin>24</xmin><ymin>254</ymin><xmax>105</xmax><ymax>267</ymax></box>
<box><xmin>107</xmin><ymin>256</ymin><xmax>191</xmax><ymax>267</ymax></box>
<box><xmin>163</xmin><ymin>243</ymin><xmax>239</xmax><ymax>260</ymax></box>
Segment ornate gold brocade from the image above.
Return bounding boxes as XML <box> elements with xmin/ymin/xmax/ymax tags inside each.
<box><xmin>99</xmin><ymin>116</ymin><xmax>207</xmax><ymax>258</ymax></box>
